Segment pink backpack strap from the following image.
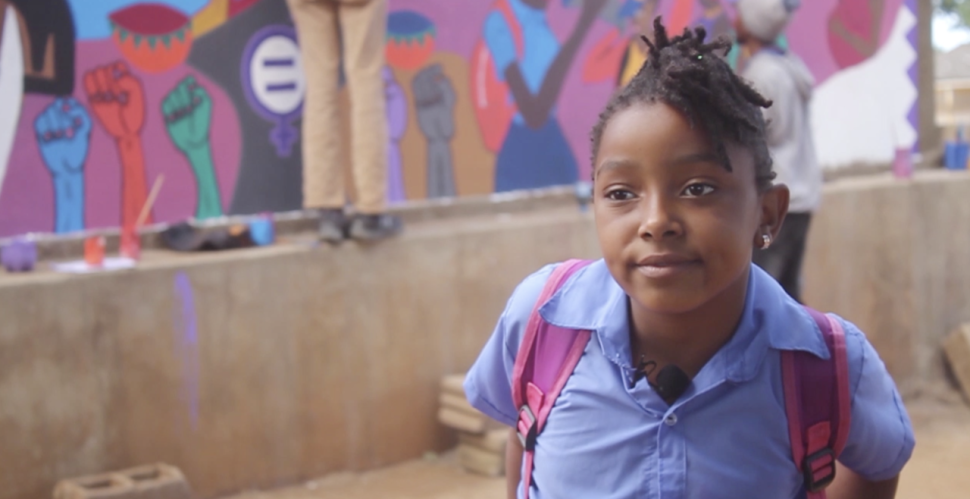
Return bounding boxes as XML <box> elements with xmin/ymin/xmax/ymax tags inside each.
<box><xmin>511</xmin><ymin>259</ymin><xmax>593</xmax><ymax>499</ymax></box>
<box><xmin>782</xmin><ymin>307</ymin><xmax>852</xmax><ymax>499</ymax></box>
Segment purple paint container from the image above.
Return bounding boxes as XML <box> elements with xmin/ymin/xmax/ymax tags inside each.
<box><xmin>1</xmin><ymin>238</ymin><xmax>38</xmax><ymax>273</ymax></box>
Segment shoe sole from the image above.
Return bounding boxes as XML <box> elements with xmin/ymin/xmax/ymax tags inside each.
<box><xmin>349</xmin><ymin>227</ymin><xmax>402</xmax><ymax>241</ymax></box>
<box><xmin>319</xmin><ymin>226</ymin><xmax>346</xmax><ymax>243</ymax></box>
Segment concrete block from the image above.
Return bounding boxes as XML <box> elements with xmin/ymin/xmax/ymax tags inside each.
<box><xmin>440</xmin><ymin>374</ymin><xmax>466</xmax><ymax>398</ymax></box>
<box><xmin>458</xmin><ymin>443</ymin><xmax>505</xmax><ymax>477</ymax></box>
<box><xmin>943</xmin><ymin>324</ymin><xmax>970</xmax><ymax>404</ymax></box>
<box><xmin>439</xmin><ymin>392</ymin><xmax>478</xmax><ymax>417</ymax></box>
<box><xmin>438</xmin><ymin>407</ymin><xmax>486</xmax><ymax>434</ymax></box>
<box><xmin>121</xmin><ymin>464</ymin><xmax>192</xmax><ymax>499</ymax></box>
<box><xmin>53</xmin><ymin>465</ymin><xmax>191</xmax><ymax>499</ymax></box>
<box><xmin>459</xmin><ymin>429</ymin><xmax>508</xmax><ymax>454</ymax></box>
<box><xmin>54</xmin><ymin>474</ymin><xmax>133</xmax><ymax>499</ymax></box>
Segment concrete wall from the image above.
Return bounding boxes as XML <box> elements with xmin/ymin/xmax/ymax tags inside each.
<box><xmin>803</xmin><ymin>170</ymin><xmax>970</xmax><ymax>394</ymax></box>
<box><xmin>919</xmin><ymin>0</ymin><xmax>943</xmax><ymax>154</ymax></box>
<box><xmin>3</xmin><ymin>170</ymin><xmax>970</xmax><ymax>499</ymax></box>
<box><xmin>0</xmin><ymin>207</ymin><xmax>599</xmax><ymax>499</ymax></box>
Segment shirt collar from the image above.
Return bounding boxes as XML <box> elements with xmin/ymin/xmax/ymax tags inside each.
<box><xmin>538</xmin><ymin>260</ymin><xmax>830</xmax><ymax>383</ymax></box>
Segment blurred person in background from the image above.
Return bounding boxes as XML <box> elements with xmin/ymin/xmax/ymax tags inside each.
<box><xmin>286</xmin><ymin>0</ymin><xmax>403</xmax><ymax>243</ymax></box>
<box><xmin>735</xmin><ymin>0</ymin><xmax>821</xmax><ymax>303</ymax></box>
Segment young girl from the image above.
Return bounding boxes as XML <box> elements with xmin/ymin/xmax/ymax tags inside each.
<box><xmin>464</xmin><ymin>18</ymin><xmax>913</xmax><ymax>499</ymax></box>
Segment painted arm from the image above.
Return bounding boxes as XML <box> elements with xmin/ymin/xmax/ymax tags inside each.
<box><xmin>413</xmin><ymin>64</ymin><xmax>456</xmax><ymax>141</ymax></box>
<box><xmin>183</xmin><ymin>144</ymin><xmax>221</xmax><ymax>219</ymax></box>
<box><xmin>828</xmin><ymin>0</ymin><xmax>886</xmax><ymax>61</ymax></box>
<box><xmin>163</xmin><ymin>75</ymin><xmax>223</xmax><ymax>219</ymax></box>
<box><xmin>35</xmin><ymin>97</ymin><xmax>92</xmax><ymax>233</ymax></box>
<box><xmin>385</xmin><ymin>80</ymin><xmax>409</xmax><ymax>140</ymax></box>
<box><xmin>85</xmin><ymin>62</ymin><xmax>151</xmax><ymax>227</ymax></box>
<box><xmin>828</xmin><ymin>464</ymin><xmax>899</xmax><ymax>499</ymax></box>
<box><xmin>504</xmin><ymin>0</ymin><xmax>608</xmax><ymax>129</ymax></box>
<box><xmin>117</xmin><ymin>136</ymin><xmax>151</xmax><ymax>226</ymax></box>
<box><xmin>506</xmin><ymin>428</ymin><xmax>523</xmax><ymax>499</ymax></box>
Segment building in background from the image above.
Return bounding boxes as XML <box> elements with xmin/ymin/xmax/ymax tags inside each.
<box><xmin>936</xmin><ymin>43</ymin><xmax>970</xmax><ymax>139</ymax></box>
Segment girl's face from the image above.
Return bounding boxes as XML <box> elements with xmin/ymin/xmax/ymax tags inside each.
<box><xmin>593</xmin><ymin>102</ymin><xmax>787</xmax><ymax>315</ymax></box>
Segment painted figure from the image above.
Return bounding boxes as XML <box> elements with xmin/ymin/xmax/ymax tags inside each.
<box><xmin>10</xmin><ymin>0</ymin><xmax>75</xmax><ymax>95</ymax></box>
<box><xmin>413</xmin><ymin>63</ymin><xmax>457</xmax><ymax>199</ymax></box>
<box><xmin>35</xmin><ymin>98</ymin><xmax>92</xmax><ymax>233</ymax></box>
<box><xmin>384</xmin><ymin>67</ymin><xmax>408</xmax><ymax>204</ymax></box>
<box><xmin>0</xmin><ymin>2</ymin><xmax>24</xmax><ymax>196</ymax></box>
<box><xmin>163</xmin><ymin>75</ymin><xmax>223</xmax><ymax>219</ymax></box>
<box><xmin>811</xmin><ymin>3</ymin><xmax>917</xmax><ymax>167</ymax></box>
<box><xmin>476</xmin><ymin>0</ymin><xmax>607</xmax><ymax>193</ymax></box>
<box><xmin>582</xmin><ymin>0</ymin><xmax>658</xmax><ymax>88</ymax></box>
<box><xmin>696</xmin><ymin>0</ymin><xmax>732</xmax><ymax>42</ymax></box>
<box><xmin>828</xmin><ymin>0</ymin><xmax>887</xmax><ymax>69</ymax></box>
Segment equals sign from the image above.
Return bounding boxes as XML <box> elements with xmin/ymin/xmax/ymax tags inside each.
<box><xmin>263</xmin><ymin>57</ymin><xmax>297</xmax><ymax>92</ymax></box>
<box><xmin>263</xmin><ymin>58</ymin><xmax>295</xmax><ymax>67</ymax></box>
<box><xmin>266</xmin><ymin>82</ymin><xmax>297</xmax><ymax>92</ymax></box>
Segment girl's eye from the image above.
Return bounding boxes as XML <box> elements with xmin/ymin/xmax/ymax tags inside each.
<box><xmin>605</xmin><ymin>189</ymin><xmax>636</xmax><ymax>201</ymax></box>
<box><xmin>682</xmin><ymin>183</ymin><xmax>715</xmax><ymax>197</ymax></box>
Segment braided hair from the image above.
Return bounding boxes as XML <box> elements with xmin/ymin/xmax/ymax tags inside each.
<box><xmin>590</xmin><ymin>17</ymin><xmax>776</xmax><ymax>191</ymax></box>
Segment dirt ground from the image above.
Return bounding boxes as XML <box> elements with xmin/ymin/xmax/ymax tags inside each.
<box><xmin>226</xmin><ymin>394</ymin><xmax>970</xmax><ymax>499</ymax></box>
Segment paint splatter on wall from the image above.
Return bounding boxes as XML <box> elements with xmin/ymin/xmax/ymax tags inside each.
<box><xmin>0</xmin><ymin>0</ymin><xmax>919</xmax><ymax>237</ymax></box>
<box><xmin>173</xmin><ymin>271</ymin><xmax>200</xmax><ymax>431</ymax></box>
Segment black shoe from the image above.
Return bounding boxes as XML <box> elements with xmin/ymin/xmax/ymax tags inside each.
<box><xmin>161</xmin><ymin>222</ymin><xmax>256</xmax><ymax>252</ymax></box>
<box><xmin>348</xmin><ymin>213</ymin><xmax>403</xmax><ymax>241</ymax></box>
<box><xmin>317</xmin><ymin>208</ymin><xmax>348</xmax><ymax>243</ymax></box>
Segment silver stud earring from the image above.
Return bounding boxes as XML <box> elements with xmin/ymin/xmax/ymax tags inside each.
<box><xmin>761</xmin><ymin>233</ymin><xmax>772</xmax><ymax>249</ymax></box>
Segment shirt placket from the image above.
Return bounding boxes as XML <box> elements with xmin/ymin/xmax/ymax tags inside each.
<box><xmin>621</xmin><ymin>363</ymin><xmax>683</xmax><ymax>499</ymax></box>
<box><xmin>657</xmin><ymin>407</ymin><xmax>686</xmax><ymax>499</ymax></box>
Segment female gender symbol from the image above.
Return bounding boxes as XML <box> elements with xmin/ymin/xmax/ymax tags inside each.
<box><xmin>241</xmin><ymin>25</ymin><xmax>306</xmax><ymax>158</ymax></box>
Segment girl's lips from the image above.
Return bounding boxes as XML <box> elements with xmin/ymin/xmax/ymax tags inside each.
<box><xmin>637</xmin><ymin>253</ymin><xmax>698</xmax><ymax>267</ymax></box>
<box><xmin>635</xmin><ymin>254</ymin><xmax>702</xmax><ymax>279</ymax></box>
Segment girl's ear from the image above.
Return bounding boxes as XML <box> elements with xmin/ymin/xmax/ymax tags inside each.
<box><xmin>753</xmin><ymin>184</ymin><xmax>790</xmax><ymax>249</ymax></box>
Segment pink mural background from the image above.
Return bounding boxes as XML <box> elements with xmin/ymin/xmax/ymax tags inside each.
<box><xmin>0</xmin><ymin>0</ymin><xmax>920</xmax><ymax>238</ymax></box>
<box><xmin>0</xmin><ymin>40</ymin><xmax>241</xmax><ymax>236</ymax></box>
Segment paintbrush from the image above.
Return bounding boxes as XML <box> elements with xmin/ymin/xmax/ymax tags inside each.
<box><xmin>135</xmin><ymin>174</ymin><xmax>165</xmax><ymax>228</ymax></box>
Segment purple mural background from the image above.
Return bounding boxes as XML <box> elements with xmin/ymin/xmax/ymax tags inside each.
<box><xmin>0</xmin><ymin>0</ymin><xmax>922</xmax><ymax>238</ymax></box>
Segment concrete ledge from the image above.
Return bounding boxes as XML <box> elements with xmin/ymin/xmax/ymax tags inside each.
<box><xmin>0</xmin><ymin>186</ymin><xmax>581</xmax><ymax>263</ymax></box>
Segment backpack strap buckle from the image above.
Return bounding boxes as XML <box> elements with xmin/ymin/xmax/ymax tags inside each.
<box><xmin>517</xmin><ymin>404</ymin><xmax>538</xmax><ymax>451</ymax></box>
<box><xmin>802</xmin><ymin>448</ymin><xmax>836</xmax><ymax>492</ymax></box>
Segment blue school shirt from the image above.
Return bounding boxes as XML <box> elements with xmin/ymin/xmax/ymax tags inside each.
<box><xmin>464</xmin><ymin>260</ymin><xmax>914</xmax><ymax>499</ymax></box>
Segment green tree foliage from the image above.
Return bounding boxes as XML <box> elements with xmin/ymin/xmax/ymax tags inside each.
<box><xmin>939</xmin><ymin>0</ymin><xmax>970</xmax><ymax>30</ymax></box>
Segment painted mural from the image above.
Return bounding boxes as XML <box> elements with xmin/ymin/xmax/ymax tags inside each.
<box><xmin>0</xmin><ymin>0</ymin><xmax>919</xmax><ymax>237</ymax></box>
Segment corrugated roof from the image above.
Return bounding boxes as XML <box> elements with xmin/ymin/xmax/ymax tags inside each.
<box><xmin>937</xmin><ymin>43</ymin><xmax>970</xmax><ymax>80</ymax></box>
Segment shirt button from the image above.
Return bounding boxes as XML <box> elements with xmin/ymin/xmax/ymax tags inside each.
<box><xmin>664</xmin><ymin>414</ymin><xmax>678</xmax><ymax>426</ymax></box>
